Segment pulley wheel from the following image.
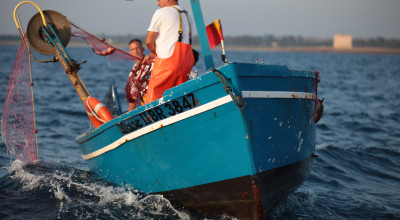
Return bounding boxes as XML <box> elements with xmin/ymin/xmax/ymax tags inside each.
<box><xmin>27</xmin><ymin>10</ymin><xmax>71</xmax><ymax>55</ymax></box>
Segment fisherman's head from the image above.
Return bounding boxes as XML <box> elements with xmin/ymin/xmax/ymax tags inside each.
<box><xmin>129</xmin><ymin>39</ymin><xmax>145</xmax><ymax>59</ymax></box>
<box><xmin>157</xmin><ymin>0</ymin><xmax>178</xmax><ymax>8</ymax></box>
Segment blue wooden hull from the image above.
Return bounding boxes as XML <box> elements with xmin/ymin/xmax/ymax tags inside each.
<box><xmin>75</xmin><ymin>62</ymin><xmax>317</xmax><ymax>218</ymax></box>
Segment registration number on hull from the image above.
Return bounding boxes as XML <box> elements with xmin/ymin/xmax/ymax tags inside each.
<box><xmin>118</xmin><ymin>93</ymin><xmax>198</xmax><ymax>135</ymax></box>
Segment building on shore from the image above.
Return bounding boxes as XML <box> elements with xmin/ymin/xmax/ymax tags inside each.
<box><xmin>333</xmin><ymin>34</ymin><xmax>353</xmax><ymax>49</ymax></box>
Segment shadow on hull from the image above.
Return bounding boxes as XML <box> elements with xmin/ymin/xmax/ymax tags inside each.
<box><xmin>162</xmin><ymin>157</ymin><xmax>313</xmax><ymax>219</ymax></box>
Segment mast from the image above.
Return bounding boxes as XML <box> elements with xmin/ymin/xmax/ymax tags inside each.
<box><xmin>190</xmin><ymin>0</ymin><xmax>215</xmax><ymax>70</ymax></box>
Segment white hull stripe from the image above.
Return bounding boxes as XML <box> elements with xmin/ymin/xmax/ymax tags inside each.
<box><xmin>242</xmin><ymin>91</ymin><xmax>315</xmax><ymax>100</ymax></box>
<box><xmin>82</xmin><ymin>95</ymin><xmax>233</xmax><ymax>160</ymax></box>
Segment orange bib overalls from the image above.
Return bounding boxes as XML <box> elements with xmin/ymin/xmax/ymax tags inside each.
<box><xmin>145</xmin><ymin>7</ymin><xmax>195</xmax><ymax>103</ymax></box>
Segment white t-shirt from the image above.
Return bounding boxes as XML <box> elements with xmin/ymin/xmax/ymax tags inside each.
<box><xmin>147</xmin><ymin>5</ymin><xmax>192</xmax><ymax>59</ymax></box>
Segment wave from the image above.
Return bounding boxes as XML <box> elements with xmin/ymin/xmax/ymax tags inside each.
<box><xmin>0</xmin><ymin>160</ymin><xmax>191</xmax><ymax>219</ymax></box>
<box><xmin>267</xmin><ymin>190</ymin><xmax>345</xmax><ymax>220</ymax></box>
<box><xmin>303</xmin><ymin>145</ymin><xmax>400</xmax><ymax>219</ymax></box>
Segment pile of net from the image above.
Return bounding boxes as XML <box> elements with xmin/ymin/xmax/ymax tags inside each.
<box><xmin>1</xmin><ymin>21</ymin><xmax>151</xmax><ymax>162</ymax></box>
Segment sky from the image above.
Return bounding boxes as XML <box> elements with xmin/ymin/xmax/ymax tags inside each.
<box><xmin>1</xmin><ymin>0</ymin><xmax>400</xmax><ymax>39</ymax></box>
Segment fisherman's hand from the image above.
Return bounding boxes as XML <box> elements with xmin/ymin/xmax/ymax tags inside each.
<box><xmin>93</xmin><ymin>47</ymin><xmax>116</xmax><ymax>56</ymax></box>
<box><xmin>143</xmin><ymin>53</ymin><xmax>155</xmax><ymax>64</ymax></box>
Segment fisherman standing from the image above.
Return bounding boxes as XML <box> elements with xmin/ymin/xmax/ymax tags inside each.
<box><xmin>143</xmin><ymin>0</ymin><xmax>195</xmax><ymax>103</ymax></box>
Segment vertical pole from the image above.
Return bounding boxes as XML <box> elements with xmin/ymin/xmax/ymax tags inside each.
<box><xmin>221</xmin><ymin>40</ymin><xmax>227</xmax><ymax>63</ymax></box>
<box><xmin>28</xmin><ymin>48</ymin><xmax>39</xmax><ymax>161</ymax></box>
<box><xmin>27</xmin><ymin>42</ymin><xmax>39</xmax><ymax>162</ymax></box>
<box><xmin>17</xmin><ymin>14</ymin><xmax>39</xmax><ymax>161</ymax></box>
<box><xmin>190</xmin><ymin>0</ymin><xmax>215</xmax><ymax>70</ymax></box>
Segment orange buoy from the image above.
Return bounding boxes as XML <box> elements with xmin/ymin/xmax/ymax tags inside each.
<box><xmin>85</xmin><ymin>97</ymin><xmax>114</xmax><ymax>128</ymax></box>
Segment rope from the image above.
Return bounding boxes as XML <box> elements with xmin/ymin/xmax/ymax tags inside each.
<box><xmin>211</xmin><ymin>68</ymin><xmax>246</xmax><ymax>110</ymax></box>
<box><xmin>86</xmin><ymin>97</ymin><xmax>106</xmax><ymax>123</ymax></box>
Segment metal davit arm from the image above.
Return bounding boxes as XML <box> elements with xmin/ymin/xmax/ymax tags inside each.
<box><xmin>13</xmin><ymin>1</ymin><xmax>47</xmax><ymax>29</ymax></box>
<box><xmin>14</xmin><ymin>1</ymin><xmax>57</xmax><ymax>63</ymax></box>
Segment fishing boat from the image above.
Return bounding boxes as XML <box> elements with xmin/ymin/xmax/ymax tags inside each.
<box><xmin>4</xmin><ymin>1</ymin><xmax>323</xmax><ymax>219</ymax></box>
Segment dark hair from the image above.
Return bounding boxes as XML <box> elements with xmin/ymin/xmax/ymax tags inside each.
<box><xmin>192</xmin><ymin>49</ymin><xmax>199</xmax><ymax>64</ymax></box>
<box><xmin>129</xmin><ymin>39</ymin><xmax>143</xmax><ymax>45</ymax></box>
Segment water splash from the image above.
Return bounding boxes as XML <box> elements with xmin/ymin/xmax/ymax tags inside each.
<box><xmin>3</xmin><ymin>160</ymin><xmax>190</xmax><ymax>219</ymax></box>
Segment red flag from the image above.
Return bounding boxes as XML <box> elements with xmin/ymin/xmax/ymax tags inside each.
<box><xmin>206</xmin><ymin>19</ymin><xmax>224</xmax><ymax>49</ymax></box>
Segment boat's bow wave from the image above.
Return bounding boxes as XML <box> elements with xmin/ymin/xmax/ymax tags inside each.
<box><xmin>0</xmin><ymin>160</ymin><xmax>190</xmax><ymax>219</ymax></box>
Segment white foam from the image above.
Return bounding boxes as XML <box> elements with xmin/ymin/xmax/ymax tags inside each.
<box><xmin>316</xmin><ymin>143</ymin><xmax>330</xmax><ymax>150</ymax></box>
<box><xmin>8</xmin><ymin>160</ymin><xmax>43</xmax><ymax>191</ymax></box>
<box><xmin>5</xmin><ymin>160</ymin><xmax>189</xmax><ymax>219</ymax></box>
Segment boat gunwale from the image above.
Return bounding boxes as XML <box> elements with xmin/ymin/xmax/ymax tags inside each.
<box><xmin>75</xmin><ymin>62</ymin><xmax>318</xmax><ymax>144</ymax></box>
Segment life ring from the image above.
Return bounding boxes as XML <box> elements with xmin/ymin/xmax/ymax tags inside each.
<box><xmin>85</xmin><ymin>97</ymin><xmax>114</xmax><ymax>128</ymax></box>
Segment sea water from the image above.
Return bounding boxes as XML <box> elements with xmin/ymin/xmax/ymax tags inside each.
<box><xmin>1</xmin><ymin>45</ymin><xmax>399</xmax><ymax>219</ymax></box>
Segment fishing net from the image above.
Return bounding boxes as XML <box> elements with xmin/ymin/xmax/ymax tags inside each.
<box><xmin>70</xmin><ymin>21</ymin><xmax>152</xmax><ymax>104</ymax></box>
<box><xmin>125</xmin><ymin>62</ymin><xmax>152</xmax><ymax>106</ymax></box>
<box><xmin>1</xmin><ymin>35</ymin><xmax>38</xmax><ymax>162</ymax></box>
<box><xmin>2</xmin><ymin>20</ymin><xmax>151</xmax><ymax>162</ymax></box>
<box><xmin>70</xmin><ymin>22</ymin><xmax>140</xmax><ymax>62</ymax></box>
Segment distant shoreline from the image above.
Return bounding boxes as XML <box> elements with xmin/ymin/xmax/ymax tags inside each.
<box><xmin>2</xmin><ymin>40</ymin><xmax>400</xmax><ymax>55</ymax></box>
<box><xmin>224</xmin><ymin>46</ymin><xmax>400</xmax><ymax>54</ymax></box>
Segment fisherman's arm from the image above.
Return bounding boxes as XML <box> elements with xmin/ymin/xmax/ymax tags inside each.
<box><xmin>143</xmin><ymin>31</ymin><xmax>157</xmax><ymax>62</ymax></box>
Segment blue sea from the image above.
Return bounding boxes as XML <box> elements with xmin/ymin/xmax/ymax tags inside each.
<box><xmin>1</xmin><ymin>44</ymin><xmax>399</xmax><ymax>219</ymax></box>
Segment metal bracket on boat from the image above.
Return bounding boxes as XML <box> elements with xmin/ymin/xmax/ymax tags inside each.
<box><xmin>210</xmin><ymin>68</ymin><xmax>246</xmax><ymax>110</ymax></box>
<box><xmin>26</xmin><ymin>10</ymin><xmax>72</xmax><ymax>57</ymax></box>
<box><xmin>13</xmin><ymin>1</ymin><xmax>90</xmax><ymax>104</ymax></box>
